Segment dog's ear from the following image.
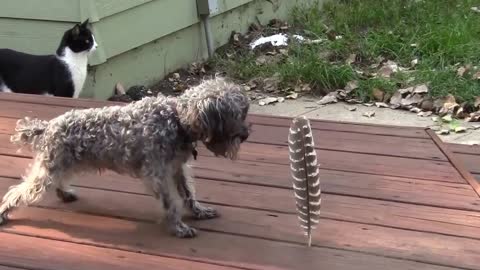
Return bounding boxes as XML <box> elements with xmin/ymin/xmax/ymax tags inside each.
<box><xmin>198</xmin><ymin>98</ymin><xmax>224</xmax><ymax>143</ymax></box>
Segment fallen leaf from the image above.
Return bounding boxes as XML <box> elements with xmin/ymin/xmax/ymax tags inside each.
<box><xmin>372</xmin><ymin>88</ymin><xmax>385</xmax><ymax>101</ymax></box>
<box><xmin>345</xmin><ymin>106</ymin><xmax>357</xmax><ymax>111</ymax></box>
<box><xmin>363</xmin><ymin>111</ymin><xmax>376</xmax><ymax>118</ymax></box>
<box><xmin>401</xmin><ymin>94</ymin><xmax>423</xmax><ymax>106</ymax></box>
<box><xmin>346</xmin><ymin>99</ymin><xmax>363</xmax><ymax>104</ymax></box>
<box><xmin>389</xmin><ymin>91</ymin><xmax>402</xmax><ymax>106</ymax></box>
<box><xmin>263</xmin><ymin>74</ymin><xmax>281</xmax><ymax>92</ymax></box>
<box><xmin>454</xmin><ymin>126</ymin><xmax>467</xmax><ymax>133</ymax></box>
<box><xmin>457</xmin><ymin>66</ymin><xmax>468</xmax><ymax>77</ymax></box>
<box><xmin>411</xmin><ymin>58</ymin><xmax>419</xmax><ymax>67</ymax></box>
<box><xmin>473</xmin><ymin>71</ymin><xmax>480</xmax><ymax>80</ymax></box>
<box><xmin>363</xmin><ymin>103</ymin><xmax>374</xmax><ymax>107</ymax></box>
<box><xmin>417</xmin><ymin>111</ymin><xmax>433</xmax><ymax>117</ymax></box>
<box><xmin>413</xmin><ymin>84</ymin><xmax>428</xmax><ymax>94</ymax></box>
<box><xmin>258</xmin><ymin>97</ymin><xmax>279</xmax><ymax>106</ymax></box>
<box><xmin>345</xmin><ymin>80</ymin><xmax>359</xmax><ymax>93</ymax></box>
<box><xmin>409</xmin><ymin>107</ymin><xmax>422</xmax><ymax>113</ymax></box>
<box><xmin>436</xmin><ymin>129</ymin><xmax>450</xmax><ymax>135</ymax></box>
<box><xmin>286</xmin><ymin>92</ymin><xmax>298</xmax><ymax>99</ymax></box>
<box><xmin>442</xmin><ymin>114</ymin><xmax>453</xmax><ymax>123</ymax></box>
<box><xmin>317</xmin><ymin>93</ymin><xmax>338</xmax><ymax>105</ymax></box>
<box><xmin>439</xmin><ymin>94</ymin><xmax>459</xmax><ymax>114</ymax></box>
<box><xmin>378</xmin><ymin>65</ymin><xmax>394</xmax><ymax>78</ymax></box>
<box><xmin>375</xmin><ymin>102</ymin><xmax>389</xmax><ymax>108</ymax></box>
<box><xmin>399</xmin><ymin>87</ymin><xmax>414</xmax><ymax>94</ymax></box>
<box><xmin>475</xmin><ymin>97</ymin><xmax>480</xmax><ymax>108</ymax></box>
<box><xmin>277</xmin><ymin>97</ymin><xmax>285</xmax><ymax>103</ymax></box>
<box><xmin>346</xmin><ymin>54</ymin><xmax>357</xmax><ymax>65</ymax></box>
<box><xmin>255</xmin><ymin>56</ymin><xmax>268</xmax><ymax>66</ymax></box>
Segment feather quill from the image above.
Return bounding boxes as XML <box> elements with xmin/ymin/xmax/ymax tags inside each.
<box><xmin>288</xmin><ymin>116</ymin><xmax>321</xmax><ymax>247</ymax></box>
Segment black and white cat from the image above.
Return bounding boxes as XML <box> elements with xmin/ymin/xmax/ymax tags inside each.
<box><xmin>0</xmin><ymin>19</ymin><xmax>97</xmax><ymax>98</ymax></box>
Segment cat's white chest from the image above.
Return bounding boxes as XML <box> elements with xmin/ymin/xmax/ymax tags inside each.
<box><xmin>59</xmin><ymin>48</ymin><xmax>88</xmax><ymax>98</ymax></box>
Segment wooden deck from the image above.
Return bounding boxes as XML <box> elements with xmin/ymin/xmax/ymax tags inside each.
<box><xmin>0</xmin><ymin>93</ymin><xmax>479</xmax><ymax>270</ymax></box>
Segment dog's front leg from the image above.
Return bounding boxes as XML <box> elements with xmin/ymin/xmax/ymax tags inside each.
<box><xmin>176</xmin><ymin>164</ymin><xmax>219</xmax><ymax>220</ymax></box>
<box><xmin>148</xmin><ymin>169</ymin><xmax>198</xmax><ymax>238</ymax></box>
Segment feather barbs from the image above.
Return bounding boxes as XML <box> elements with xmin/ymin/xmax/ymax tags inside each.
<box><xmin>288</xmin><ymin>116</ymin><xmax>321</xmax><ymax>247</ymax></box>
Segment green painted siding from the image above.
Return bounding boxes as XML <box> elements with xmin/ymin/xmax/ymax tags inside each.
<box><xmin>0</xmin><ymin>0</ymin><xmax>320</xmax><ymax>99</ymax></box>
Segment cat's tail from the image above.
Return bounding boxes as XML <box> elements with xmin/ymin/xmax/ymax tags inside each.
<box><xmin>10</xmin><ymin>117</ymin><xmax>48</xmax><ymax>148</ymax></box>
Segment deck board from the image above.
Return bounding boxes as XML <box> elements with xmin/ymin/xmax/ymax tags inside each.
<box><xmin>0</xmin><ymin>93</ymin><xmax>479</xmax><ymax>270</ymax></box>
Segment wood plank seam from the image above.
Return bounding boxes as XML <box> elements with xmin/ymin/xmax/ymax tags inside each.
<box><xmin>2</xmin><ymin>210</ymin><xmax>477</xmax><ymax>270</ymax></box>
<box><xmin>426</xmin><ymin>129</ymin><xmax>480</xmax><ymax>198</ymax></box>
<box><xmin>0</xmin><ymin>231</ymin><xmax>252</xmax><ymax>270</ymax></box>
<box><xmin>4</xmin><ymin>177</ymin><xmax>480</xmax><ymax>242</ymax></box>
<box><xmin>242</xmin><ymin>141</ymin><xmax>449</xmax><ymax>162</ymax></box>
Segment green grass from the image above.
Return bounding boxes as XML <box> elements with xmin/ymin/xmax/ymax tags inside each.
<box><xmin>212</xmin><ymin>0</ymin><xmax>480</xmax><ymax>104</ymax></box>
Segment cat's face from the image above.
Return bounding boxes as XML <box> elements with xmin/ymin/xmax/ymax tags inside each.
<box><xmin>63</xmin><ymin>19</ymin><xmax>97</xmax><ymax>54</ymax></box>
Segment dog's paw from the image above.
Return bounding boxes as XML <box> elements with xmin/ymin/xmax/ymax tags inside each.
<box><xmin>172</xmin><ymin>222</ymin><xmax>198</xmax><ymax>238</ymax></box>
<box><xmin>56</xmin><ymin>188</ymin><xmax>78</xmax><ymax>203</ymax></box>
<box><xmin>0</xmin><ymin>212</ymin><xmax>8</xmax><ymax>226</ymax></box>
<box><xmin>193</xmin><ymin>206</ymin><xmax>219</xmax><ymax>220</ymax></box>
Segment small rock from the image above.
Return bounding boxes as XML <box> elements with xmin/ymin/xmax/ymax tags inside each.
<box><xmin>363</xmin><ymin>111</ymin><xmax>376</xmax><ymax>118</ymax></box>
<box><xmin>420</xmin><ymin>98</ymin><xmax>434</xmax><ymax>111</ymax></box>
<box><xmin>173</xmin><ymin>73</ymin><xmax>181</xmax><ymax>80</ymax></box>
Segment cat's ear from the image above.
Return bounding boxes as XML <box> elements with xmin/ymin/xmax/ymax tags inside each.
<box><xmin>80</xmin><ymin>19</ymin><xmax>90</xmax><ymax>28</ymax></box>
<box><xmin>72</xmin><ymin>24</ymin><xmax>81</xmax><ymax>36</ymax></box>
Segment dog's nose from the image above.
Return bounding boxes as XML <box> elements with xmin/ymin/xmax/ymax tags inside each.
<box><xmin>240</xmin><ymin>130</ymin><xmax>249</xmax><ymax>142</ymax></box>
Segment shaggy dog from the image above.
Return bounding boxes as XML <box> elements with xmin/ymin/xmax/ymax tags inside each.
<box><xmin>0</xmin><ymin>78</ymin><xmax>250</xmax><ymax>238</ymax></box>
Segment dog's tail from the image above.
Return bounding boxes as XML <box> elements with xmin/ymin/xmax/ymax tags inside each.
<box><xmin>10</xmin><ymin>117</ymin><xmax>48</xmax><ymax>148</ymax></box>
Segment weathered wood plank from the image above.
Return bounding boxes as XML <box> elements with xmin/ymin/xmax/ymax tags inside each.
<box><xmin>1</xmin><ymin>147</ymin><xmax>475</xmax><ymax>211</ymax></box>
<box><xmin>250</xmin><ymin>124</ymin><xmax>446</xmax><ymax>160</ymax></box>
<box><xmin>248</xmin><ymin>114</ymin><xmax>430</xmax><ymax>138</ymax></box>
<box><xmin>1</xmin><ymin>209</ymin><xmax>458</xmax><ymax>270</ymax></box>
<box><xmin>0</xmin><ymin>232</ymin><xmax>241</xmax><ymax>270</ymax></box>
<box><xmin>2</xmin><ymin>175</ymin><xmax>480</xmax><ymax>242</ymax></box>
<box><xmin>0</xmin><ymin>117</ymin><xmax>446</xmax><ymax>163</ymax></box>
<box><xmin>1</xmin><ymin>178</ymin><xmax>480</xmax><ymax>269</ymax></box>
<box><xmin>447</xmin><ymin>143</ymin><xmax>480</xmax><ymax>155</ymax></box>
<box><xmin>0</xmin><ymin>94</ymin><xmax>428</xmax><ymax>138</ymax></box>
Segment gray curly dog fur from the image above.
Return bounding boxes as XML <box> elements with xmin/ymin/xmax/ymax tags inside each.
<box><xmin>0</xmin><ymin>78</ymin><xmax>250</xmax><ymax>238</ymax></box>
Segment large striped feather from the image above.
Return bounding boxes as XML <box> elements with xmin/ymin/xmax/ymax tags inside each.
<box><xmin>288</xmin><ymin>116</ymin><xmax>321</xmax><ymax>247</ymax></box>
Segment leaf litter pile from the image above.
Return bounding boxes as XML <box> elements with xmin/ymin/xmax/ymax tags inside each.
<box><xmin>110</xmin><ymin>0</ymin><xmax>480</xmax><ymax>135</ymax></box>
